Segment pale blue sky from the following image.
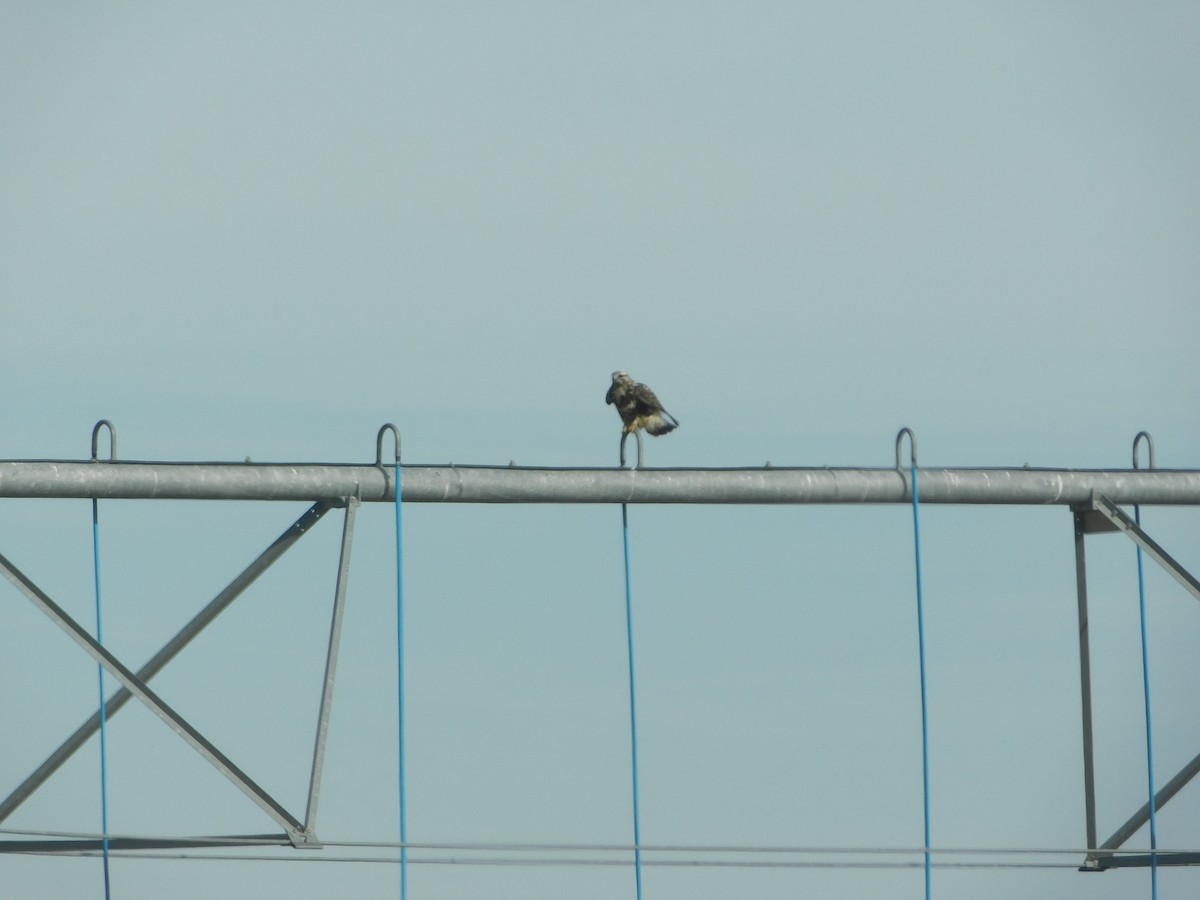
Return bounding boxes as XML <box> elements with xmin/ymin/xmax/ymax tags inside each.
<box><xmin>2</xmin><ymin>3</ymin><xmax>1199</xmax><ymax>898</ymax></box>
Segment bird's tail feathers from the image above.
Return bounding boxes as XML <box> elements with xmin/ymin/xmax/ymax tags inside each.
<box><xmin>645</xmin><ymin>412</ymin><xmax>679</xmax><ymax>436</ymax></box>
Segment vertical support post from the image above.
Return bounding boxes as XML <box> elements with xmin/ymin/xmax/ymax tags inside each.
<box><xmin>303</xmin><ymin>497</ymin><xmax>358</xmax><ymax>836</ymax></box>
<box><xmin>620</xmin><ymin>502</ymin><xmax>644</xmax><ymax>900</ymax></box>
<box><xmin>1073</xmin><ymin>509</ymin><xmax>1099</xmax><ymax>857</ymax></box>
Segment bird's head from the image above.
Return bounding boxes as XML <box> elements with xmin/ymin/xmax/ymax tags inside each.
<box><xmin>611</xmin><ymin>371</ymin><xmax>628</xmax><ymax>382</ymax></box>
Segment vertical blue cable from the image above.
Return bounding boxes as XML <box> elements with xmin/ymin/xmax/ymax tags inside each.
<box><xmin>395</xmin><ymin>460</ymin><xmax>408</xmax><ymax>900</ymax></box>
<box><xmin>910</xmin><ymin>463</ymin><xmax>931</xmax><ymax>900</ymax></box>
<box><xmin>620</xmin><ymin>503</ymin><xmax>644</xmax><ymax>900</ymax></box>
<box><xmin>1134</xmin><ymin>505</ymin><xmax>1158</xmax><ymax>899</ymax></box>
<box><xmin>91</xmin><ymin>498</ymin><xmax>113</xmax><ymax>900</ymax></box>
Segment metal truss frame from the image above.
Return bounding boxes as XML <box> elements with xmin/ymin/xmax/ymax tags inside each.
<box><xmin>2</xmin><ymin>428</ymin><xmax>1200</xmax><ymax>865</ymax></box>
<box><xmin>1073</xmin><ymin>494</ymin><xmax>1200</xmax><ymax>871</ymax></box>
<box><xmin>0</xmin><ymin>497</ymin><xmax>359</xmax><ymax>853</ymax></box>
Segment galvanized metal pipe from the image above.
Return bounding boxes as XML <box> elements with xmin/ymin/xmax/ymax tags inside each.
<box><xmin>2</xmin><ymin>461</ymin><xmax>1200</xmax><ymax>505</ymax></box>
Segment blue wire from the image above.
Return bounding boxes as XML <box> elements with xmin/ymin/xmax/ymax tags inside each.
<box><xmin>1134</xmin><ymin>506</ymin><xmax>1158</xmax><ymax>899</ymax></box>
<box><xmin>910</xmin><ymin>464</ymin><xmax>931</xmax><ymax>900</ymax></box>
<box><xmin>395</xmin><ymin>461</ymin><xmax>408</xmax><ymax>900</ymax></box>
<box><xmin>621</xmin><ymin>503</ymin><xmax>644</xmax><ymax>900</ymax></box>
<box><xmin>91</xmin><ymin>499</ymin><xmax>112</xmax><ymax>900</ymax></box>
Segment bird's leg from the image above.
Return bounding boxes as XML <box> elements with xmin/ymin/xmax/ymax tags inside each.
<box><xmin>634</xmin><ymin>430</ymin><xmax>644</xmax><ymax>469</ymax></box>
<box><xmin>619</xmin><ymin>431</ymin><xmax>630</xmax><ymax>468</ymax></box>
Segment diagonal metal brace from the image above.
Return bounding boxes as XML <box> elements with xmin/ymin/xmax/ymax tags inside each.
<box><xmin>0</xmin><ymin>550</ymin><xmax>312</xmax><ymax>847</ymax></box>
<box><xmin>1090</xmin><ymin>749</ymin><xmax>1200</xmax><ymax>868</ymax></box>
<box><xmin>0</xmin><ymin>502</ymin><xmax>332</xmax><ymax>826</ymax></box>
<box><xmin>1090</xmin><ymin>494</ymin><xmax>1200</xmax><ymax>604</ymax></box>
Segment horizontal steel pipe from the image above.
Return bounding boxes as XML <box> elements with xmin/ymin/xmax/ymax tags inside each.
<box><xmin>1</xmin><ymin>461</ymin><xmax>1200</xmax><ymax>505</ymax></box>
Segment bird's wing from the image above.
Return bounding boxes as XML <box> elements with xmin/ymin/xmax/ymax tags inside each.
<box><xmin>631</xmin><ymin>381</ymin><xmax>665</xmax><ymax>415</ymax></box>
<box><xmin>605</xmin><ymin>383</ymin><xmax>617</xmax><ymax>405</ymax></box>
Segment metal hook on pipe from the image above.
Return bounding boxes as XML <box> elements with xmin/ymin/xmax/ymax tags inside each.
<box><xmin>895</xmin><ymin>427</ymin><xmax>918</xmax><ymax>470</ymax></box>
<box><xmin>90</xmin><ymin>420</ymin><xmax>117</xmax><ymax>462</ymax></box>
<box><xmin>895</xmin><ymin>427</ymin><xmax>918</xmax><ymax>502</ymax></box>
<box><xmin>1132</xmin><ymin>431</ymin><xmax>1156</xmax><ymax>471</ymax></box>
<box><xmin>375</xmin><ymin>424</ymin><xmax>401</xmax><ymax>467</ymax></box>
<box><xmin>619</xmin><ymin>431</ymin><xmax>644</xmax><ymax>470</ymax></box>
<box><xmin>375</xmin><ymin>423</ymin><xmax>401</xmax><ymax>504</ymax></box>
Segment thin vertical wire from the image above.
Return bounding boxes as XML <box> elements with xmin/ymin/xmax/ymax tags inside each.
<box><xmin>91</xmin><ymin>498</ymin><xmax>113</xmax><ymax>900</ymax></box>
<box><xmin>621</xmin><ymin>503</ymin><xmax>644</xmax><ymax>900</ymax></box>
<box><xmin>1134</xmin><ymin>504</ymin><xmax>1158</xmax><ymax>899</ymax></box>
<box><xmin>910</xmin><ymin>464</ymin><xmax>931</xmax><ymax>900</ymax></box>
<box><xmin>395</xmin><ymin>460</ymin><xmax>408</xmax><ymax>900</ymax></box>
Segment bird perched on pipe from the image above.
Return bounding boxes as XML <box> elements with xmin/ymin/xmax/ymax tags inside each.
<box><xmin>606</xmin><ymin>371</ymin><xmax>679</xmax><ymax>436</ymax></box>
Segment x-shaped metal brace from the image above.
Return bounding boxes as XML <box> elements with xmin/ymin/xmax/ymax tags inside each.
<box><xmin>0</xmin><ymin>497</ymin><xmax>359</xmax><ymax>852</ymax></box>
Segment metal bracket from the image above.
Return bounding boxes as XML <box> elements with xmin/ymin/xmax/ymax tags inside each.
<box><xmin>1089</xmin><ymin>494</ymin><xmax>1200</xmax><ymax>604</ymax></box>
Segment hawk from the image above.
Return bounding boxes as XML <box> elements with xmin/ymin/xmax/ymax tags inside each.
<box><xmin>606</xmin><ymin>371</ymin><xmax>679</xmax><ymax>436</ymax></box>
